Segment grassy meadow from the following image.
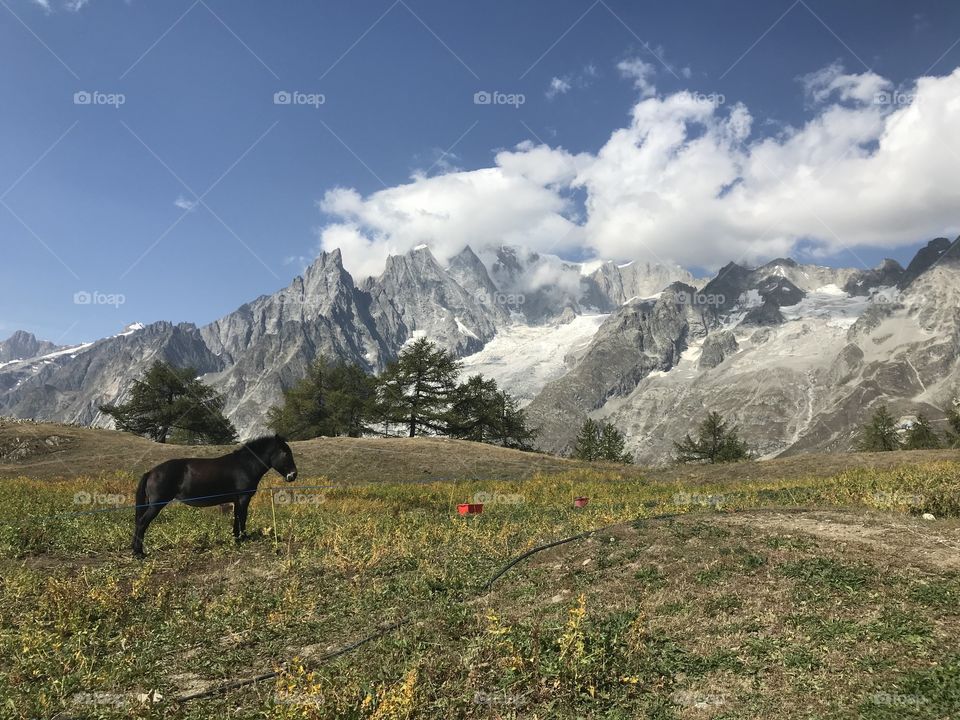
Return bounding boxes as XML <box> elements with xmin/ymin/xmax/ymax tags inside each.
<box><xmin>0</xmin><ymin>423</ymin><xmax>958</xmax><ymax>718</ymax></box>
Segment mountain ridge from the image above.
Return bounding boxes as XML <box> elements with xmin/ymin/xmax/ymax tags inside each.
<box><xmin>3</xmin><ymin>238</ymin><xmax>958</xmax><ymax>463</ymax></box>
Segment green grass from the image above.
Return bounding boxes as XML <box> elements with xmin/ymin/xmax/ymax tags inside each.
<box><xmin>0</xmin><ymin>455</ymin><xmax>958</xmax><ymax>718</ymax></box>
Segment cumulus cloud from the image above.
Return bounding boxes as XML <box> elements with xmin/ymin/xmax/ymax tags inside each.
<box><xmin>616</xmin><ymin>57</ymin><xmax>657</xmax><ymax>98</ymax></box>
<box><xmin>316</xmin><ymin>152</ymin><xmax>587</xmax><ymax>280</ymax></box>
<box><xmin>316</xmin><ymin>64</ymin><xmax>960</xmax><ymax>278</ymax></box>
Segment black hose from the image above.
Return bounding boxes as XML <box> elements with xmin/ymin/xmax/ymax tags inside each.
<box><xmin>172</xmin><ymin>618</ymin><xmax>409</xmax><ymax>703</ymax></box>
<box><xmin>170</xmin><ymin>505</ymin><xmax>824</xmax><ymax>705</ymax></box>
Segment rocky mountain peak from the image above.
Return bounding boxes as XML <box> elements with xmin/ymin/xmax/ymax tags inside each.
<box><xmin>368</xmin><ymin>244</ymin><xmax>501</xmax><ymax>355</ymax></box>
<box><xmin>447</xmin><ymin>245</ymin><xmax>503</xmax><ymax>310</ymax></box>
<box><xmin>300</xmin><ymin>248</ymin><xmax>356</xmax><ymax>306</ymax></box>
<box><xmin>899</xmin><ymin>236</ymin><xmax>957</xmax><ymax>289</ymax></box>
<box><xmin>0</xmin><ymin>331</ymin><xmax>60</xmax><ymax>363</ymax></box>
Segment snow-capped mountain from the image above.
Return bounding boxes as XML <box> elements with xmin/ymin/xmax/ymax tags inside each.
<box><xmin>2</xmin><ymin>237</ymin><xmax>959</xmax><ymax>465</ymax></box>
<box><xmin>0</xmin><ymin>331</ymin><xmax>61</xmax><ymax>365</ymax></box>
<box><xmin>524</xmin><ymin>237</ymin><xmax>960</xmax><ymax>463</ymax></box>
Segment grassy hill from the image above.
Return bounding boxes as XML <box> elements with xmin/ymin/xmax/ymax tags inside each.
<box><xmin>1</xmin><ymin>419</ymin><xmax>959</xmax><ymax>718</ymax></box>
<box><xmin>3</xmin><ymin>418</ymin><xmax>959</xmax><ymax>485</ymax></box>
<box><xmin>0</xmin><ymin>419</ymin><xmax>591</xmax><ymax>483</ymax></box>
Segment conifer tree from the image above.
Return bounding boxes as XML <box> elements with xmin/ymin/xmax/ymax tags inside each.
<box><xmin>856</xmin><ymin>405</ymin><xmax>902</xmax><ymax>452</ymax></box>
<box><xmin>674</xmin><ymin>411</ymin><xmax>751</xmax><ymax>464</ymax></box>
<box><xmin>99</xmin><ymin>360</ymin><xmax>236</xmax><ymax>444</ymax></box>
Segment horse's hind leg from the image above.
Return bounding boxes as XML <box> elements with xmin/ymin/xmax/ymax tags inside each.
<box><xmin>132</xmin><ymin>500</ymin><xmax>168</xmax><ymax>558</ymax></box>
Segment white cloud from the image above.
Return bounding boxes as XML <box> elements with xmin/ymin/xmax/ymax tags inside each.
<box><xmin>174</xmin><ymin>196</ymin><xmax>198</xmax><ymax>212</ymax></box>
<box><xmin>617</xmin><ymin>57</ymin><xmax>657</xmax><ymax>98</ymax></box>
<box><xmin>546</xmin><ymin>76</ymin><xmax>572</xmax><ymax>100</ymax></box>
<box><xmin>316</xmin><ymin>155</ymin><xmax>587</xmax><ymax>280</ymax></box>
<box><xmin>545</xmin><ymin>64</ymin><xmax>599</xmax><ymax>100</ymax></box>
<box><xmin>801</xmin><ymin>61</ymin><xmax>892</xmax><ymax>106</ymax></box>
<box><xmin>32</xmin><ymin>0</ymin><xmax>92</xmax><ymax>11</ymax></box>
<box><xmin>315</xmin><ymin>64</ymin><xmax>960</xmax><ymax>278</ymax></box>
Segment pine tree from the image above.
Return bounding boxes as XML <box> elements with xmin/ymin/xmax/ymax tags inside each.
<box><xmin>99</xmin><ymin>360</ymin><xmax>237</xmax><ymax>444</ymax></box>
<box><xmin>491</xmin><ymin>388</ymin><xmax>537</xmax><ymax>451</ymax></box>
<box><xmin>267</xmin><ymin>356</ymin><xmax>332</xmax><ymax>440</ymax></box>
<box><xmin>267</xmin><ymin>356</ymin><xmax>375</xmax><ymax>440</ymax></box>
<box><xmin>447</xmin><ymin>374</ymin><xmax>536</xmax><ymax>449</ymax></box>
<box><xmin>674</xmin><ymin>411</ymin><xmax>751</xmax><ymax>464</ymax></box>
<box><xmin>375</xmin><ymin>338</ymin><xmax>462</xmax><ymax>437</ymax></box>
<box><xmin>904</xmin><ymin>414</ymin><xmax>941</xmax><ymax>450</ymax></box>
<box><xmin>572</xmin><ymin>419</ymin><xmax>601</xmax><ymax>460</ymax></box>
<box><xmin>325</xmin><ymin>362</ymin><xmax>377</xmax><ymax>438</ymax></box>
<box><xmin>856</xmin><ymin>405</ymin><xmax>902</xmax><ymax>452</ymax></box>
<box><xmin>599</xmin><ymin>422</ymin><xmax>633</xmax><ymax>464</ymax></box>
<box><xmin>573</xmin><ymin>419</ymin><xmax>632</xmax><ymax>463</ymax></box>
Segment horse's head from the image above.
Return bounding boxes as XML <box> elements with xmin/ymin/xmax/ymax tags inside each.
<box><xmin>270</xmin><ymin>435</ymin><xmax>298</xmax><ymax>482</ymax></box>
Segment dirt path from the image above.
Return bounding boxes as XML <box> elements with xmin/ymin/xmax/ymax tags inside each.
<box><xmin>715</xmin><ymin>509</ymin><xmax>960</xmax><ymax>571</ymax></box>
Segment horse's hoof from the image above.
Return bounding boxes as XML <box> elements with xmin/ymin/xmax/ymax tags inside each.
<box><xmin>133</xmin><ymin>550</ymin><xmax>145</xmax><ymax>560</ymax></box>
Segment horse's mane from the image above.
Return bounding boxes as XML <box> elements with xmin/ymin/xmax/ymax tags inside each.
<box><xmin>234</xmin><ymin>435</ymin><xmax>287</xmax><ymax>457</ymax></box>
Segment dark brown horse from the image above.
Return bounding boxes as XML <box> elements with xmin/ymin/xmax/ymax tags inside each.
<box><xmin>132</xmin><ymin>435</ymin><xmax>298</xmax><ymax>557</ymax></box>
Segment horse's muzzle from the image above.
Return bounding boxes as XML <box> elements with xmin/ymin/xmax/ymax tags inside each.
<box><xmin>285</xmin><ymin>471</ymin><xmax>298</xmax><ymax>482</ymax></box>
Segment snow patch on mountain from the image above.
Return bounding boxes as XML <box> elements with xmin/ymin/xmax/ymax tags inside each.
<box><xmin>37</xmin><ymin>342</ymin><xmax>95</xmax><ymax>361</ymax></box>
<box><xmin>454</xmin><ymin>317</ymin><xmax>479</xmax><ymax>339</ymax></box>
<box><xmin>115</xmin><ymin>322</ymin><xmax>146</xmax><ymax>337</ymax></box>
<box><xmin>780</xmin><ymin>285</ymin><xmax>874</xmax><ymax>329</ymax></box>
<box><xmin>460</xmin><ymin>315</ymin><xmax>608</xmax><ymax>404</ymax></box>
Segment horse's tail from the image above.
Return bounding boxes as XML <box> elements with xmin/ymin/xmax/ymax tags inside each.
<box><xmin>135</xmin><ymin>471</ymin><xmax>149</xmax><ymax>519</ymax></box>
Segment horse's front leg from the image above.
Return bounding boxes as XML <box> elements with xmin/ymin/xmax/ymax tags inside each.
<box><xmin>233</xmin><ymin>494</ymin><xmax>252</xmax><ymax>543</ymax></box>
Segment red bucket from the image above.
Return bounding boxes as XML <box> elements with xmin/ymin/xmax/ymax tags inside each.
<box><xmin>457</xmin><ymin>503</ymin><xmax>484</xmax><ymax>515</ymax></box>
<box><xmin>573</xmin><ymin>497</ymin><xmax>589</xmax><ymax>508</ymax></box>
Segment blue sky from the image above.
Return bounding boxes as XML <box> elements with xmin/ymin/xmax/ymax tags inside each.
<box><xmin>3</xmin><ymin>0</ymin><xmax>960</xmax><ymax>345</ymax></box>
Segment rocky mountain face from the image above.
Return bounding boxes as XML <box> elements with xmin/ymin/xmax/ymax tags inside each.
<box><xmin>0</xmin><ymin>323</ymin><xmax>222</xmax><ymax>426</ymax></box>
<box><xmin>0</xmin><ymin>331</ymin><xmax>59</xmax><ymax>364</ymax></box>
<box><xmin>523</xmin><ymin>237</ymin><xmax>960</xmax><ymax>463</ymax></box>
<box><xmin>0</xmin><ymin>245</ymin><xmax>692</xmax><ymax>436</ymax></box>
<box><xmin>3</xmin><ymin>237</ymin><xmax>959</xmax><ymax>465</ymax></box>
